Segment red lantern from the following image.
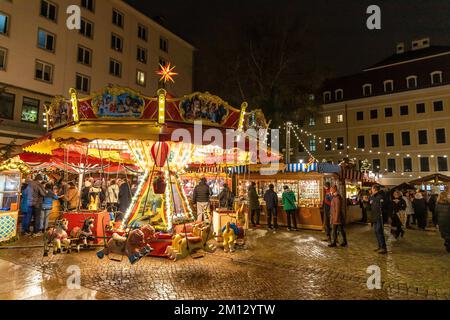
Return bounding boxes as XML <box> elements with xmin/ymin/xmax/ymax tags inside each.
<box><xmin>150</xmin><ymin>142</ymin><xmax>169</xmax><ymax>167</ymax></box>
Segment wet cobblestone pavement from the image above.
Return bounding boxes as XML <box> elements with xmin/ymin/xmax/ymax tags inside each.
<box><xmin>0</xmin><ymin>224</ymin><xmax>449</xmax><ymax>300</ymax></box>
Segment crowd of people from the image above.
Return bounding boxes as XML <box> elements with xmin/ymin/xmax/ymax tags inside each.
<box><xmin>19</xmin><ymin>173</ymin><xmax>136</xmax><ymax>237</ymax></box>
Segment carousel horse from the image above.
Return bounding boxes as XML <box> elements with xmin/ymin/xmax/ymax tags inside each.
<box><xmin>97</xmin><ymin>224</ymin><xmax>156</xmax><ymax>264</ymax></box>
<box><xmin>44</xmin><ymin>218</ymin><xmax>71</xmax><ymax>256</ymax></box>
<box><xmin>165</xmin><ymin>222</ymin><xmax>215</xmax><ymax>260</ymax></box>
<box><xmin>70</xmin><ymin>217</ymin><xmax>95</xmax><ymax>249</ymax></box>
<box><xmin>221</xmin><ymin>222</ymin><xmax>239</xmax><ymax>253</ymax></box>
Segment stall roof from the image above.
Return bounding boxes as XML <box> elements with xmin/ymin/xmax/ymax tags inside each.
<box><xmin>409</xmin><ymin>173</ymin><xmax>450</xmax><ymax>185</ymax></box>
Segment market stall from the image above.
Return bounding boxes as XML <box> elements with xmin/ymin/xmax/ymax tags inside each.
<box><xmin>408</xmin><ymin>174</ymin><xmax>450</xmax><ymax>193</ymax></box>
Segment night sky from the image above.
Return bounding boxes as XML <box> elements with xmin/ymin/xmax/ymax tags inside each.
<box><xmin>126</xmin><ymin>0</ymin><xmax>450</xmax><ymax>77</ymax></box>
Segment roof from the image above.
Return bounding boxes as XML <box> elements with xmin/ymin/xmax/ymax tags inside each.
<box><xmin>365</xmin><ymin>45</ymin><xmax>450</xmax><ymax>71</ymax></box>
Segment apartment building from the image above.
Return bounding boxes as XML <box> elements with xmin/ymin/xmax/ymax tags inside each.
<box><xmin>0</xmin><ymin>0</ymin><xmax>194</xmax><ymax>149</ymax></box>
<box><xmin>298</xmin><ymin>39</ymin><xmax>450</xmax><ymax>186</ymax></box>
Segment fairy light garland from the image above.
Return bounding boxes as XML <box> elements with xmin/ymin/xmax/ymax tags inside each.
<box><xmin>164</xmin><ymin>169</ymin><xmax>173</xmax><ymax>231</ymax></box>
<box><xmin>121</xmin><ymin>170</ymin><xmax>149</xmax><ymax>229</ymax></box>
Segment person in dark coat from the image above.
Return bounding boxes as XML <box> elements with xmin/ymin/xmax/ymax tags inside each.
<box><xmin>428</xmin><ymin>193</ymin><xmax>438</xmax><ymax>227</ymax></box>
<box><xmin>218</xmin><ymin>183</ymin><xmax>234</xmax><ymax>209</ymax></box>
<box><xmin>391</xmin><ymin>191</ymin><xmax>406</xmax><ymax>239</ymax></box>
<box><xmin>370</xmin><ymin>184</ymin><xmax>387</xmax><ymax>254</ymax></box>
<box><xmin>248</xmin><ymin>182</ymin><xmax>260</xmax><ymax>227</ymax></box>
<box><xmin>81</xmin><ymin>180</ymin><xmax>92</xmax><ymax>209</ymax></box>
<box><xmin>118</xmin><ymin>178</ymin><xmax>132</xmax><ymax>220</ymax></box>
<box><xmin>192</xmin><ymin>177</ymin><xmax>212</xmax><ymax>221</ymax></box>
<box><xmin>322</xmin><ymin>182</ymin><xmax>333</xmax><ymax>242</ymax></box>
<box><xmin>263</xmin><ymin>184</ymin><xmax>278</xmax><ymax>229</ymax></box>
<box><xmin>328</xmin><ymin>186</ymin><xmax>347</xmax><ymax>247</ymax></box>
<box><xmin>413</xmin><ymin>191</ymin><xmax>428</xmax><ymax>230</ymax></box>
<box><xmin>25</xmin><ymin>174</ymin><xmax>47</xmax><ymax>235</ymax></box>
<box><xmin>435</xmin><ymin>191</ymin><xmax>450</xmax><ymax>252</ymax></box>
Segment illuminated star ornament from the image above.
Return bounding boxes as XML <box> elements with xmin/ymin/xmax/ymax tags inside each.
<box><xmin>157</xmin><ymin>63</ymin><xmax>178</xmax><ymax>83</ymax></box>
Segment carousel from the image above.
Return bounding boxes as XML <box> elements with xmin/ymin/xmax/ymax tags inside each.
<box><xmin>15</xmin><ymin>82</ymin><xmax>274</xmax><ymax>262</ymax></box>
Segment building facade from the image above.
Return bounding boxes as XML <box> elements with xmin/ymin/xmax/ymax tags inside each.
<box><xmin>0</xmin><ymin>0</ymin><xmax>194</xmax><ymax>148</ymax></box>
<box><xmin>297</xmin><ymin>39</ymin><xmax>450</xmax><ymax>186</ymax></box>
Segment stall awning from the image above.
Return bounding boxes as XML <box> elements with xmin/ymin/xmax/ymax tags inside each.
<box><xmin>409</xmin><ymin>173</ymin><xmax>450</xmax><ymax>185</ymax></box>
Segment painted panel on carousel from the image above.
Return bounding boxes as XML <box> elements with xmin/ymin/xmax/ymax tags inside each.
<box><xmin>178</xmin><ymin>93</ymin><xmax>241</xmax><ymax>128</ymax></box>
<box><xmin>45</xmin><ymin>97</ymin><xmax>73</xmax><ymax>130</ymax></box>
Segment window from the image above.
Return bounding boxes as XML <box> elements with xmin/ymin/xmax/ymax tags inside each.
<box><xmin>420</xmin><ymin>157</ymin><xmax>430</xmax><ymax>172</ymax></box>
<box><xmin>136</xmin><ymin>70</ymin><xmax>146</xmax><ymax>87</ymax></box>
<box><xmin>370</xmin><ymin>109</ymin><xmax>378</xmax><ymax>119</ymax></box>
<box><xmin>384</xmin><ymin>80</ymin><xmax>394</xmax><ymax>93</ymax></box>
<box><xmin>418</xmin><ymin>130</ymin><xmax>428</xmax><ymax>145</ymax></box>
<box><xmin>77</xmin><ymin>46</ymin><xmax>92</xmax><ymax>65</ymax></box>
<box><xmin>357</xmin><ymin>136</ymin><xmax>365</xmax><ymax>149</ymax></box>
<box><xmin>21</xmin><ymin>97</ymin><xmax>40</xmax><ymax>123</ymax></box>
<box><xmin>138</xmin><ymin>24</ymin><xmax>147</xmax><ymax>41</ymax></box>
<box><xmin>336</xmin><ymin>114</ymin><xmax>344</xmax><ymax>123</ymax></box>
<box><xmin>406</xmin><ymin>76</ymin><xmax>417</xmax><ymax>89</ymax></box>
<box><xmin>109</xmin><ymin>59</ymin><xmax>121</xmax><ymax>77</ymax></box>
<box><xmin>309</xmin><ymin>139</ymin><xmax>316</xmax><ymax>152</ymax></box>
<box><xmin>356</xmin><ymin>111</ymin><xmax>364</xmax><ymax>121</ymax></box>
<box><xmin>308</xmin><ymin>117</ymin><xmax>315</xmax><ymax>126</ymax></box>
<box><xmin>324</xmin><ymin>138</ymin><xmax>332</xmax><ymax>151</ymax></box>
<box><xmin>403</xmin><ymin>158</ymin><xmax>413</xmax><ymax>172</ymax></box>
<box><xmin>386</xmin><ymin>133</ymin><xmax>395</xmax><ymax>147</ymax></box>
<box><xmin>80</xmin><ymin>18</ymin><xmax>93</xmax><ymax>38</ymax></box>
<box><xmin>0</xmin><ymin>12</ymin><xmax>9</xmax><ymax>35</ymax></box>
<box><xmin>437</xmin><ymin>157</ymin><xmax>448</xmax><ymax>172</ymax></box>
<box><xmin>160</xmin><ymin>37</ymin><xmax>168</xmax><ymax>52</ymax></box>
<box><xmin>371</xmin><ymin>134</ymin><xmax>379</xmax><ymax>148</ymax></box>
<box><xmin>336</xmin><ymin>137</ymin><xmax>344</xmax><ymax>150</ymax></box>
<box><xmin>38</xmin><ymin>29</ymin><xmax>55</xmax><ymax>52</ymax></box>
<box><xmin>433</xmin><ymin>100</ymin><xmax>444</xmax><ymax>112</ymax></box>
<box><xmin>324</xmin><ymin>115</ymin><xmax>331</xmax><ymax>124</ymax></box>
<box><xmin>436</xmin><ymin>128</ymin><xmax>446</xmax><ymax>144</ymax></box>
<box><xmin>137</xmin><ymin>46</ymin><xmax>147</xmax><ymax>64</ymax></box>
<box><xmin>0</xmin><ymin>92</ymin><xmax>15</xmax><ymax>120</ymax></box>
<box><xmin>323</xmin><ymin>91</ymin><xmax>331</xmax><ymax>103</ymax></box>
<box><xmin>112</xmin><ymin>9</ymin><xmax>124</xmax><ymax>28</ymax></box>
<box><xmin>81</xmin><ymin>0</ymin><xmax>94</xmax><ymax>12</ymax></box>
<box><xmin>416</xmin><ymin>103</ymin><xmax>426</xmax><ymax>113</ymax></box>
<box><xmin>40</xmin><ymin>0</ymin><xmax>57</xmax><ymax>22</ymax></box>
<box><xmin>75</xmin><ymin>73</ymin><xmax>90</xmax><ymax>93</ymax></box>
<box><xmin>400</xmin><ymin>105</ymin><xmax>409</xmax><ymax>116</ymax></box>
<box><xmin>387</xmin><ymin>159</ymin><xmax>396</xmax><ymax>172</ymax></box>
<box><xmin>431</xmin><ymin>71</ymin><xmax>442</xmax><ymax>85</ymax></box>
<box><xmin>401</xmin><ymin>131</ymin><xmax>410</xmax><ymax>146</ymax></box>
<box><xmin>111</xmin><ymin>33</ymin><xmax>123</xmax><ymax>52</ymax></box>
<box><xmin>35</xmin><ymin>60</ymin><xmax>53</xmax><ymax>83</ymax></box>
<box><xmin>384</xmin><ymin>107</ymin><xmax>393</xmax><ymax>117</ymax></box>
<box><xmin>362</xmin><ymin>84</ymin><xmax>372</xmax><ymax>97</ymax></box>
<box><xmin>373</xmin><ymin>159</ymin><xmax>381</xmax><ymax>173</ymax></box>
<box><xmin>335</xmin><ymin>89</ymin><xmax>343</xmax><ymax>101</ymax></box>
<box><xmin>0</xmin><ymin>47</ymin><xmax>7</xmax><ymax>70</ymax></box>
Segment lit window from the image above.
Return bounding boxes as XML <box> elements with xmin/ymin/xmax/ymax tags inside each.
<box><xmin>309</xmin><ymin>139</ymin><xmax>316</xmax><ymax>152</ymax></box>
<box><xmin>21</xmin><ymin>97</ymin><xmax>40</xmax><ymax>123</ymax></box>
<box><xmin>324</xmin><ymin>115</ymin><xmax>331</xmax><ymax>124</ymax></box>
<box><xmin>337</xmin><ymin>114</ymin><xmax>344</xmax><ymax>123</ymax></box>
<box><xmin>0</xmin><ymin>12</ymin><xmax>9</xmax><ymax>35</ymax></box>
<box><xmin>38</xmin><ymin>29</ymin><xmax>55</xmax><ymax>52</ymax></box>
<box><xmin>308</xmin><ymin>117</ymin><xmax>315</xmax><ymax>126</ymax></box>
<box><xmin>136</xmin><ymin>70</ymin><xmax>146</xmax><ymax>87</ymax></box>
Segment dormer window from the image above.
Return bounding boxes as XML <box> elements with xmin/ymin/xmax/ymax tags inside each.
<box><xmin>335</xmin><ymin>89</ymin><xmax>343</xmax><ymax>101</ymax></box>
<box><xmin>406</xmin><ymin>75</ymin><xmax>418</xmax><ymax>89</ymax></box>
<box><xmin>431</xmin><ymin>71</ymin><xmax>443</xmax><ymax>85</ymax></box>
<box><xmin>362</xmin><ymin>84</ymin><xmax>372</xmax><ymax>97</ymax></box>
<box><xmin>323</xmin><ymin>91</ymin><xmax>331</xmax><ymax>103</ymax></box>
<box><xmin>383</xmin><ymin>80</ymin><xmax>394</xmax><ymax>93</ymax></box>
